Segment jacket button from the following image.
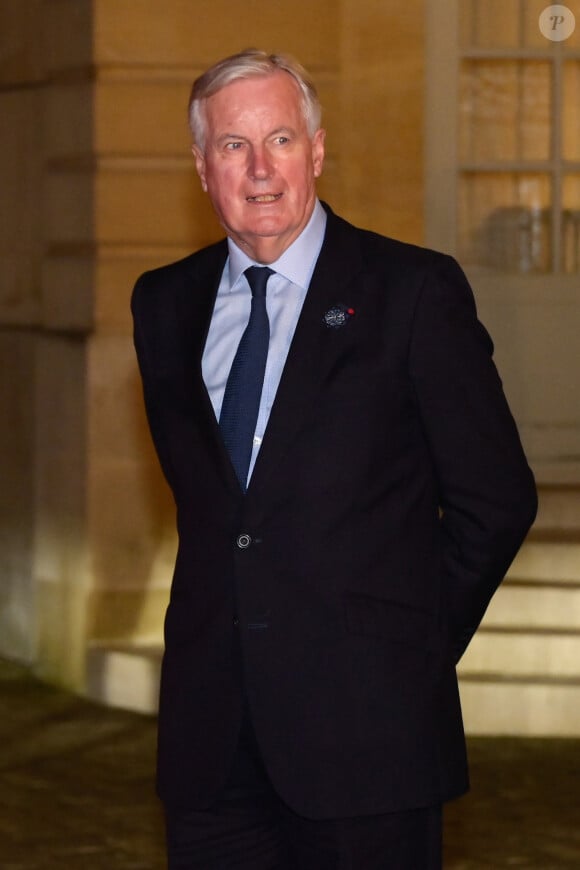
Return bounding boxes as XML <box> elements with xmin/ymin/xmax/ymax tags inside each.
<box><xmin>236</xmin><ymin>533</ymin><xmax>252</xmax><ymax>549</ymax></box>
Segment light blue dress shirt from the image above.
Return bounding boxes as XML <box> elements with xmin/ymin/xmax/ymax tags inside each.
<box><xmin>202</xmin><ymin>199</ymin><xmax>327</xmax><ymax>484</ymax></box>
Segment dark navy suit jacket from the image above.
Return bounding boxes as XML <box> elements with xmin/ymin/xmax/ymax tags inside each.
<box><xmin>131</xmin><ymin>204</ymin><xmax>537</xmax><ymax>816</ymax></box>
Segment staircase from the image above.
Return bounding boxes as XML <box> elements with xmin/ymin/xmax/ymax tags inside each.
<box><xmin>458</xmin><ymin>472</ymin><xmax>580</xmax><ymax>735</ymax></box>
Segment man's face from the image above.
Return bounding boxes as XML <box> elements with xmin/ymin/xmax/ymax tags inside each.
<box><xmin>193</xmin><ymin>71</ymin><xmax>325</xmax><ymax>263</ymax></box>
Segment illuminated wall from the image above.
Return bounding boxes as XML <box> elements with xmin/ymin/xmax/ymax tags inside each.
<box><xmin>0</xmin><ymin>0</ymin><xmax>424</xmax><ymax>689</ymax></box>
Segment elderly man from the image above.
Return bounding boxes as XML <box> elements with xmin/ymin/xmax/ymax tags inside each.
<box><xmin>132</xmin><ymin>49</ymin><xmax>537</xmax><ymax>869</ymax></box>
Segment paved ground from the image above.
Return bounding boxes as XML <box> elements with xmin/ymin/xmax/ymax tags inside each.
<box><xmin>1</xmin><ymin>658</ymin><xmax>579</xmax><ymax>869</ymax></box>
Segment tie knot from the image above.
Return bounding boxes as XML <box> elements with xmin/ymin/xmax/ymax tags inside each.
<box><xmin>245</xmin><ymin>266</ymin><xmax>274</xmax><ymax>298</ymax></box>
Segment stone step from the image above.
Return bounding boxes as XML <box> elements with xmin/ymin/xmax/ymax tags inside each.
<box><xmin>507</xmin><ymin>539</ymin><xmax>580</xmax><ymax>583</ymax></box>
<box><xmin>458</xmin><ymin>675</ymin><xmax>580</xmax><ymax>736</ymax></box>
<box><xmin>458</xmin><ymin>626</ymin><xmax>580</xmax><ymax>678</ymax></box>
<box><xmin>86</xmin><ymin>643</ymin><xmax>162</xmax><ymax>715</ymax></box>
<box><xmin>533</xmin><ymin>461</ymin><xmax>580</xmax><ymax>488</ymax></box>
<box><xmin>533</xmin><ymin>482</ymin><xmax>580</xmax><ymax>534</ymax></box>
<box><xmin>483</xmin><ymin>578</ymin><xmax>580</xmax><ymax>629</ymax></box>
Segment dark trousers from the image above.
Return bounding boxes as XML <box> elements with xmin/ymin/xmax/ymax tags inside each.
<box><xmin>164</xmin><ymin>711</ymin><xmax>442</xmax><ymax>870</ymax></box>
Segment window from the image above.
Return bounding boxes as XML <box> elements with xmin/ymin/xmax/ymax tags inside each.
<box><xmin>425</xmin><ymin>0</ymin><xmax>580</xmax><ymax>467</ymax></box>
<box><xmin>427</xmin><ymin>0</ymin><xmax>580</xmax><ymax>274</ymax></box>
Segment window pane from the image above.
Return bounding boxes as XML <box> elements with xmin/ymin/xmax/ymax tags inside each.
<box><xmin>461</xmin><ymin>0</ymin><xmax>580</xmax><ymax>49</ymax></box>
<box><xmin>563</xmin><ymin>62</ymin><xmax>580</xmax><ymax>161</ymax></box>
<box><xmin>458</xmin><ymin>173</ymin><xmax>551</xmax><ymax>271</ymax></box>
<box><xmin>563</xmin><ymin>175</ymin><xmax>580</xmax><ymax>273</ymax></box>
<box><xmin>460</xmin><ymin>0</ymin><xmax>522</xmax><ymax>49</ymax></box>
<box><xmin>522</xmin><ymin>0</ymin><xmax>565</xmax><ymax>48</ymax></box>
<box><xmin>460</xmin><ymin>61</ymin><xmax>551</xmax><ymax>162</ymax></box>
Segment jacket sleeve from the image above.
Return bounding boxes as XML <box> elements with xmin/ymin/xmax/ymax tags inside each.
<box><xmin>409</xmin><ymin>255</ymin><xmax>537</xmax><ymax>661</ymax></box>
<box><xmin>131</xmin><ymin>273</ymin><xmax>179</xmax><ymax>497</ymax></box>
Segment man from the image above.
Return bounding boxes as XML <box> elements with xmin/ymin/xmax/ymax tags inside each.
<box><xmin>132</xmin><ymin>49</ymin><xmax>537</xmax><ymax>869</ymax></box>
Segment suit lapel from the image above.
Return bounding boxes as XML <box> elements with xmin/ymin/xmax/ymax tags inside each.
<box><xmin>172</xmin><ymin>241</ymin><xmax>244</xmax><ymax>496</ymax></box>
<box><xmin>248</xmin><ymin>209</ymin><xmax>365</xmax><ymax>496</ymax></box>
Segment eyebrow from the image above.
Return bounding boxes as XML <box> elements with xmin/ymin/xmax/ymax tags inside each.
<box><xmin>216</xmin><ymin>126</ymin><xmax>298</xmax><ymax>145</ymax></box>
<box><xmin>268</xmin><ymin>126</ymin><xmax>297</xmax><ymax>137</ymax></box>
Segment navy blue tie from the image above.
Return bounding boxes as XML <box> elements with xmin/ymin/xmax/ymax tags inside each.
<box><xmin>219</xmin><ymin>266</ymin><xmax>274</xmax><ymax>490</ymax></box>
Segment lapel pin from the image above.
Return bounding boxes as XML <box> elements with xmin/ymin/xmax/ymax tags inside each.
<box><xmin>323</xmin><ymin>304</ymin><xmax>355</xmax><ymax>329</ymax></box>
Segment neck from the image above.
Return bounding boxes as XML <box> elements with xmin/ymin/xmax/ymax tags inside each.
<box><xmin>239</xmin><ymin>236</ymin><xmax>290</xmax><ymax>264</ymax></box>
<box><xmin>230</xmin><ymin>202</ymin><xmax>318</xmax><ymax>264</ymax></box>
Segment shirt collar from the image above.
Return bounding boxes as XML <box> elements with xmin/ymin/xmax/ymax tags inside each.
<box><xmin>227</xmin><ymin>199</ymin><xmax>327</xmax><ymax>292</ymax></box>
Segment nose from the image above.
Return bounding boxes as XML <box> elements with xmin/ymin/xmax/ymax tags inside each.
<box><xmin>248</xmin><ymin>145</ymin><xmax>273</xmax><ymax>180</ymax></box>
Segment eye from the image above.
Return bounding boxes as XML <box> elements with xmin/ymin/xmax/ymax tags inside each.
<box><xmin>273</xmin><ymin>136</ymin><xmax>290</xmax><ymax>145</ymax></box>
<box><xmin>224</xmin><ymin>141</ymin><xmax>244</xmax><ymax>151</ymax></box>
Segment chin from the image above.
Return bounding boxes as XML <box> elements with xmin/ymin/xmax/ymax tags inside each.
<box><xmin>249</xmin><ymin>217</ymin><xmax>290</xmax><ymax>238</ymax></box>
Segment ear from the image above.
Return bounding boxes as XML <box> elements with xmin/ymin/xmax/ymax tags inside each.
<box><xmin>311</xmin><ymin>128</ymin><xmax>326</xmax><ymax>179</ymax></box>
<box><xmin>192</xmin><ymin>145</ymin><xmax>208</xmax><ymax>192</ymax></box>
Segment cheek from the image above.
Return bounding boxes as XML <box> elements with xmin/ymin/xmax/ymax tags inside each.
<box><xmin>288</xmin><ymin>166</ymin><xmax>315</xmax><ymax>201</ymax></box>
<box><xmin>278</xmin><ymin>164</ymin><xmax>299</xmax><ymax>191</ymax></box>
<box><xmin>206</xmin><ymin>160</ymin><xmax>241</xmax><ymax>191</ymax></box>
<box><xmin>207</xmin><ymin>171</ymin><xmax>241</xmax><ymax>208</ymax></box>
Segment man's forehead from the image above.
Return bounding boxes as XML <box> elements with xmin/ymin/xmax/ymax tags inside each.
<box><xmin>207</xmin><ymin>70</ymin><xmax>301</xmax><ymax>108</ymax></box>
<box><xmin>203</xmin><ymin>73</ymin><xmax>305</xmax><ymax>139</ymax></box>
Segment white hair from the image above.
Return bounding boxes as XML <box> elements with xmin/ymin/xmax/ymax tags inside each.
<box><xmin>188</xmin><ymin>49</ymin><xmax>322</xmax><ymax>151</ymax></box>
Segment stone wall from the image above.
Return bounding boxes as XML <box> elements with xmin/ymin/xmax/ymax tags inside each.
<box><xmin>0</xmin><ymin>0</ymin><xmax>424</xmax><ymax>689</ymax></box>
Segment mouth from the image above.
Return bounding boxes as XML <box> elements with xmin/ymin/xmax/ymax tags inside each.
<box><xmin>246</xmin><ymin>193</ymin><xmax>283</xmax><ymax>203</ymax></box>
